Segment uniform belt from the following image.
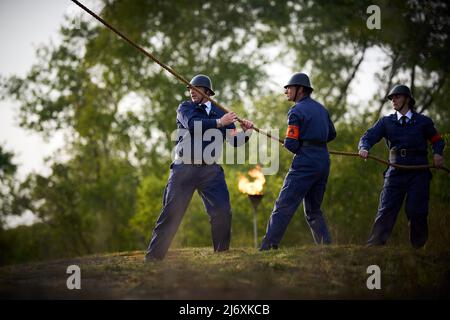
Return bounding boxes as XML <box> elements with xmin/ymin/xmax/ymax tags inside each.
<box><xmin>181</xmin><ymin>160</ymin><xmax>216</xmax><ymax>166</ymax></box>
<box><xmin>301</xmin><ymin>140</ymin><xmax>327</xmax><ymax>147</ymax></box>
<box><xmin>390</xmin><ymin>148</ymin><xmax>427</xmax><ymax>157</ymax></box>
<box><xmin>174</xmin><ymin>154</ymin><xmax>215</xmax><ymax>166</ymax></box>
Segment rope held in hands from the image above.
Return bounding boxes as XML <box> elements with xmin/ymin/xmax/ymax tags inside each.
<box><xmin>329</xmin><ymin>150</ymin><xmax>449</xmax><ymax>174</ymax></box>
<box><xmin>71</xmin><ymin>0</ymin><xmax>449</xmax><ymax>175</ymax></box>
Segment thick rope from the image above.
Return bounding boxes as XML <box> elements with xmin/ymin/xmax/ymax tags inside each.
<box><xmin>72</xmin><ymin>1</ymin><xmax>448</xmax><ymax>175</ymax></box>
<box><xmin>329</xmin><ymin>150</ymin><xmax>450</xmax><ymax>174</ymax></box>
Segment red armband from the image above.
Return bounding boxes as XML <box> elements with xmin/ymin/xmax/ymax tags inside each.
<box><xmin>286</xmin><ymin>125</ymin><xmax>300</xmax><ymax>139</ymax></box>
<box><xmin>429</xmin><ymin>133</ymin><xmax>442</xmax><ymax>144</ymax></box>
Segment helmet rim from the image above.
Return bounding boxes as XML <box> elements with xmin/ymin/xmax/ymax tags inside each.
<box><xmin>187</xmin><ymin>74</ymin><xmax>215</xmax><ymax>96</ymax></box>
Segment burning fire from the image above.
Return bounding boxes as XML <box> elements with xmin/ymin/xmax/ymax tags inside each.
<box><xmin>238</xmin><ymin>165</ymin><xmax>266</xmax><ymax>195</ymax></box>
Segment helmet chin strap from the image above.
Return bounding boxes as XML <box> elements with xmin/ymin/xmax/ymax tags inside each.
<box><xmin>196</xmin><ymin>88</ymin><xmax>210</xmax><ymax>104</ymax></box>
<box><xmin>397</xmin><ymin>96</ymin><xmax>409</xmax><ymax>114</ymax></box>
<box><xmin>294</xmin><ymin>86</ymin><xmax>300</xmax><ymax>102</ymax></box>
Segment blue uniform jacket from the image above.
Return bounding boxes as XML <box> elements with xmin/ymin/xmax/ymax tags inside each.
<box><xmin>358</xmin><ymin>112</ymin><xmax>445</xmax><ymax>176</ymax></box>
<box><xmin>284</xmin><ymin>96</ymin><xmax>336</xmax><ymax>155</ymax></box>
<box><xmin>175</xmin><ymin>100</ymin><xmax>249</xmax><ymax>163</ymax></box>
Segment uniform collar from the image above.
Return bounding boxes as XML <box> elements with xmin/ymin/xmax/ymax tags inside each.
<box><xmin>297</xmin><ymin>95</ymin><xmax>311</xmax><ymax>103</ymax></box>
<box><xmin>396</xmin><ymin>110</ymin><xmax>412</xmax><ymax>121</ymax></box>
<box><xmin>195</xmin><ymin>100</ymin><xmax>212</xmax><ymax>115</ymax></box>
<box><xmin>203</xmin><ymin>101</ymin><xmax>212</xmax><ymax>115</ymax></box>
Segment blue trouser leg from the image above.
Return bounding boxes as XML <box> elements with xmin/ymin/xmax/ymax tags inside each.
<box><xmin>260</xmin><ymin>168</ymin><xmax>316</xmax><ymax>250</ymax></box>
<box><xmin>367</xmin><ymin>175</ymin><xmax>406</xmax><ymax>246</ymax></box>
<box><xmin>303</xmin><ymin>170</ymin><xmax>332</xmax><ymax>244</ymax></box>
<box><xmin>198</xmin><ymin>165</ymin><xmax>232</xmax><ymax>252</ymax></box>
<box><xmin>146</xmin><ymin>165</ymin><xmax>196</xmax><ymax>259</ymax></box>
<box><xmin>405</xmin><ymin>171</ymin><xmax>430</xmax><ymax>248</ymax></box>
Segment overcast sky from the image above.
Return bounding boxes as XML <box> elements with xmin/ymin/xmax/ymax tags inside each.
<box><xmin>0</xmin><ymin>0</ymin><xmax>93</xmax><ymax>227</ymax></box>
<box><xmin>1</xmin><ymin>1</ymin><xmax>68</xmax><ymax>179</ymax></box>
<box><xmin>0</xmin><ymin>0</ymin><xmax>99</xmax><ymax>181</ymax></box>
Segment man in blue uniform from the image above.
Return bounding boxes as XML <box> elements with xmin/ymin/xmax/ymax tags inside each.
<box><xmin>359</xmin><ymin>84</ymin><xmax>445</xmax><ymax>248</ymax></box>
<box><xmin>144</xmin><ymin>74</ymin><xmax>253</xmax><ymax>261</ymax></box>
<box><xmin>260</xmin><ymin>72</ymin><xmax>336</xmax><ymax>250</ymax></box>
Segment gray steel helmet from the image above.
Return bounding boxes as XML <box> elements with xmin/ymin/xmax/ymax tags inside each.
<box><xmin>387</xmin><ymin>84</ymin><xmax>415</xmax><ymax>106</ymax></box>
<box><xmin>284</xmin><ymin>72</ymin><xmax>314</xmax><ymax>91</ymax></box>
<box><xmin>187</xmin><ymin>74</ymin><xmax>215</xmax><ymax>96</ymax></box>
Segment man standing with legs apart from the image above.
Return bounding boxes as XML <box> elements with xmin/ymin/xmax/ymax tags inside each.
<box><xmin>144</xmin><ymin>74</ymin><xmax>253</xmax><ymax>261</ymax></box>
<box><xmin>260</xmin><ymin>72</ymin><xmax>336</xmax><ymax>250</ymax></box>
<box><xmin>359</xmin><ymin>84</ymin><xmax>445</xmax><ymax>248</ymax></box>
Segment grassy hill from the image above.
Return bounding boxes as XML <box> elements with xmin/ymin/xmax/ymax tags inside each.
<box><xmin>0</xmin><ymin>245</ymin><xmax>449</xmax><ymax>299</ymax></box>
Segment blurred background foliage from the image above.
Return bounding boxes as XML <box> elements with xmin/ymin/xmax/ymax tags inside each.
<box><xmin>0</xmin><ymin>0</ymin><xmax>449</xmax><ymax>264</ymax></box>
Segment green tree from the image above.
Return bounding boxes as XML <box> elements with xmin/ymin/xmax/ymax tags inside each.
<box><xmin>0</xmin><ymin>145</ymin><xmax>18</xmax><ymax>229</ymax></box>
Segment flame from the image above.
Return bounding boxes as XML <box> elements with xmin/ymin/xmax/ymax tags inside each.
<box><xmin>238</xmin><ymin>165</ymin><xmax>266</xmax><ymax>195</ymax></box>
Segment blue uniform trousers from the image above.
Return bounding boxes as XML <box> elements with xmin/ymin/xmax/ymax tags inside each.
<box><xmin>145</xmin><ymin>163</ymin><xmax>232</xmax><ymax>260</ymax></box>
<box><xmin>261</xmin><ymin>153</ymin><xmax>332</xmax><ymax>249</ymax></box>
<box><xmin>367</xmin><ymin>170</ymin><xmax>431</xmax><ymax>248</ymax></box>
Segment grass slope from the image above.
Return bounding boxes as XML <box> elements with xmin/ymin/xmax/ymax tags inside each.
<box><xmin>0</xmin><ymin>245</ymin><xmax>449</xmax><ymax>299</ymax></box>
